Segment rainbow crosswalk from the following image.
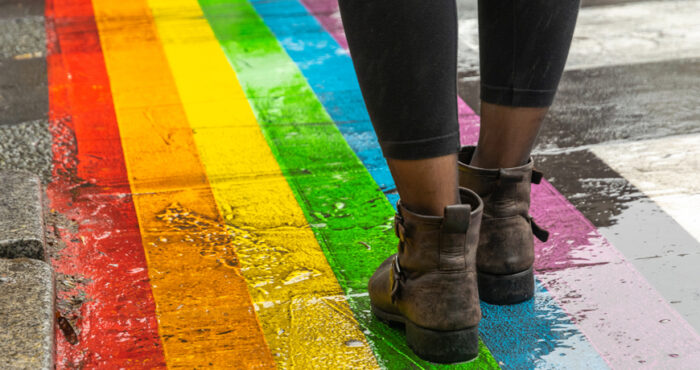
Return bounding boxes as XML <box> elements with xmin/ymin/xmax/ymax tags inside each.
<box><xmin>34</xmin><ymin>0</ymin><xmax>700</xmax><ymax>368</ymax></box>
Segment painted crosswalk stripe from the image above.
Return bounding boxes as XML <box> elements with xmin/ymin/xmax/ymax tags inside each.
<box><xmin>197</xmin><ymin>0</ymin><xmax>499</xmax><ymax>367</ymax></box>
<box><xmin>146</xmin><ymin>0</ymin><xmax>379</xmax><ymax>367</ymax></box>
<box><xmin>273</xmin><ymin>0</ymin><xmax>607</xmax><ymax>367</ymax></box>
<box><xmin>591</xmin><ymin>133</ymin><xmax>700</xmax><ymax>329</ymax></box>
<box><xmin>269</xmin><ymin>0</ymin><xmax>700</xmax><ymax>367</ymax></box>
<box><xmin>45</xmin><ymin>0</ymin><xmax>167</xmax><ymax>366</ymax></box>
<box><xmin>89</xmin><ymin>0</ymin><xmax>276</xmax><ymax>366</ymax></box>
<box><xmin>592</xmin><ymin>134</ymin><xmax>700</xmax><ymax>247</ymax></box>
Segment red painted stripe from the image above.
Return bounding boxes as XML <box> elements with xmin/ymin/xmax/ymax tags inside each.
<box><xmin>45</xmin><ymin>0</ymin><xmax>167</xmax><ymax>367</ymax></box>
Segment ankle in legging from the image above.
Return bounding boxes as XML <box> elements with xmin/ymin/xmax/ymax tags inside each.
<box><xmin>338</xmin><ymin>0</ymin><xmax>580</xmax><ymax>160</ymax></box>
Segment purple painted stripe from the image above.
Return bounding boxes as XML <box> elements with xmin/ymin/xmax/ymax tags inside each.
<box><xmin>462</xmin><ymin>96</ymin><xmax>700</xmax><ymax>368</ymax></box>
<box><xmin>529</xmin><ymin>182</ymin><xmax>700</xmax><ymax>367</ymax></box>
<box><xmin>301</xmin><ymin>0</ymin><xmax>700</xmax><ymax>366</ymax></box>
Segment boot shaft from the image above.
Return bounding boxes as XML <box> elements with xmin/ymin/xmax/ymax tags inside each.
<box><xmin>395</xmin><ymin>188</ymin><xmax>482</xmax><ymax>273</ymax></box>
<box><xmin>369</xmin><ymin>187</ymin><xmax>483</xmax><ymax>331</ymax></box>
<box><xmin>457</xmin><ymin>145</ymin><xmax>548</xmax><ymax>279</ymax></box>
<box><xmin>457</xmin><ymin>146</ymin><xmax>540</xmax><ymax>219</ymax></box>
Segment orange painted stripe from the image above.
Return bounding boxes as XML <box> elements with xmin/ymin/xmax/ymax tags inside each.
<box><xmin>145</xmin><ymin>0</ymin><xmax>380</xmax><ymax>367</ymax></box>
<box><xmin>89</xmin><ymin>0</ymin><xmax>275</xmax><ymax>367</ymax></box>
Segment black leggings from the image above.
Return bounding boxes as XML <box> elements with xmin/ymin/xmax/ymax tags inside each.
<box><xmin>338</xmin><ymin>0</ymin><xmax>580</xmax><ymax>160</ymax></box>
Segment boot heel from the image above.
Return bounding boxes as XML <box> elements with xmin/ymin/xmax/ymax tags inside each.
<box><xmin>478</xmin><ymin>266</ymin><xmax>534</xmax><ymax>305</ymax></box>
<box><xmin>405</xmin><ymin>321</ymin><xmax>479</xmax><ymax>364</ymax></box>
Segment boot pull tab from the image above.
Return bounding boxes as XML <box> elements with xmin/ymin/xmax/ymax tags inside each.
<box><xmin>443</xmin><ymin>204</ymin><xmax>471</xmax><ymax>233</ymax></box>
<box><xmin>531</xmin><ymin>169</ymin><xmax>544</xmax><ymax>184</ymax></box>
<box><xmin>529</xmin><ymin>216</ymin><xmax>549</xmax><ymax>242</ymax></box>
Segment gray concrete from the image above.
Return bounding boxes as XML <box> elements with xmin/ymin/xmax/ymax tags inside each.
<box><xmin>0</xmin><ymin>171</ymin><xmax>45</xmax><ymax>260</ymax></box>
<box><xmin>0</xmin><ymin>16</ymin><xmax>45</xmax><ymax>60</ymax></box>
<box><xmin>0</xmin><ymin>258</ymin><xmax>54</xmax><ymax>370</ymax></box>
<box><xmin>0</xmin><ymin>0</ymin><xmax>44</xmax><ymax>19</ymax></box>
<box><xmin>0</xmin><ymin>120</ymin><xmax>53</xmax><ymax>183</ymax></box>
<box><xmin>0</xmin><ymin>57</ymin><xmax>48</xmax><ymax>126</ymax></box>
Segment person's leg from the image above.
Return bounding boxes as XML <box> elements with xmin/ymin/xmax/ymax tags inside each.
<box><xmin>339</xmin><ymin>0</ymin><xmax>483</xmax><ymax>363</ymax></box>
<box><xmin>473</xmin><ymin>0</ymin><xmax>580</xmax><ymax>168</ymax></box>
<box><xmin>471</xmin><ymin>104</ymin><xmax>548</xmax><ymax>168</ymax></box>
<box><xmin>338</xmin><ymin>0</ymin><xmax>460</xmax><ymax>216</ymax></box>
<box><xmin>461</xmin><ymin>0</ymin><xmax>580</xmax><ymax>304</ymax></box>
<box><xmin>387</xmin><ymin>155</ymin><xmax>459</xmax><ymax>217</ymax></box>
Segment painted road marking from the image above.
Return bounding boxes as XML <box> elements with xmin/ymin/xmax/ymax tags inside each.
<box><xmin>591</xmin><ymin>133</ymin><xmax>700</xmax><ymax>329</ymax></box>
<box><xmin>198</xmin><ymin>0</ymin><xmax>498</xmax><ymax>367</ymax></box>
<box><xmin>461</xmin><ymin>96</ymin><xmax>700</xmax><ymax>367</ymax></box>
<box><xmin>592</xmin><ymin>134</ymin><xmax>700</xmax><ymax>245</ymax></box>
<box><xmin>146</xmin><ymin>0</ymin><xmax>379</xmax><ymax>367</ymax></box>
<box><xmin>261</xmin><ymin>0</ymin><xmax>608</xmax><ymax>367</ymax></box>
<box><xmin>89</xmin><ymin>0</ymin><xmax>276</xmax><ymax>366</ymax></box>
<box><xmin>457</xmin><ymin>0</ymin><xmax>700</xmax><ymax>79</ymax></box>
<box><xmin>272</xmin><ymin>0</ymin><xmax>700</xmax><ymax>366</ymax></box>
<box><xmin>38</xmin><ymin>0</ymin><xmax>700</xmax><ymax>366</ymax></box>
<box><xmin>45</xmin><ymin>0</ymin><xmax>166</xmax><ymax>366</ymax></box>
<box><xmin>534</xmin><ymin>148</ymin><xmax>700</xmax><ymax>330</ymax></box>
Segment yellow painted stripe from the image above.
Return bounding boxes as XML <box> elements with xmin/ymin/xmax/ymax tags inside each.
<box><xmin>145</xmin><ymin>0</ymin><xmax>380</xmax><ymax>368</ymax></box>
<box><xmin>90</xmin><ymin>0</ymin><xmax>277</xmax><ymax>367</ymax></box>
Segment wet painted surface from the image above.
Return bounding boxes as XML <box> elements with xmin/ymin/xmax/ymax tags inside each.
<box><xmin>148</xmin><ymin>0</ymin><xmax>377</xmax><ymax>366</ymax></box>
<box><xmin>591</xmin><ymin>134</ymin><xmax>700</xmax><ymax>329</ymax></box>
<box><xmin>199</xmin><ymin>0</ymin><xmax>495</xmax><ymax>367</ymax></box>
<box><xmin>257</xmin><ymin>0</ymin><xmax>607</xmax><ymax>368</ymax></box>
<box><xmin>88</xmin><ymin>0</ymin><xmax>276</xmax><ymax>366</ymax></box>
<box><xmin>46</xmin><ymin>0</ymin><xmax>167</xmax><ymax>366</ymax></box>
<box><xmin>264</xmin><ymin>0</ymin><xmax>700</xmax><ymax>367</ymax></box>
<box><xmin>0</xmin><ymin>0</ymin><xmax>698</xmax><ymax>367</ymax></box>
<box><xmin>536</xmin><ymin>149</ymin><xmax>700</xmax><ymax>326</ymax></box>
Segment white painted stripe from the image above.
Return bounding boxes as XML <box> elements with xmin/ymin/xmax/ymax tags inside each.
<box><xmin>591</xmin><ymin>133</ymin><xmax>700</xmax><ymax>329</ymax></box>
<box><xmin>591</xmin><ymin>133</ymin><xmax>700</xmax><ymax>243</ymax></box>
<box><xmin>458</xmin><ymin>0</ymin><xmax>700</xmax><ymax>75</ymax></box>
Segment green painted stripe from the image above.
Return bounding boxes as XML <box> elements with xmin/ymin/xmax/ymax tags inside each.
<box><xmin>197</xmin><ymin>1</ymin><xmax>499</xmax><ymax>368</ymax></box>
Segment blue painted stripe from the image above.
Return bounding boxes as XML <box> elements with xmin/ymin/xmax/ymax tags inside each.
<box><xmin>249</xmin><ymin>0</ymin><xmax>609</xmax><ymax>368</ymax></box>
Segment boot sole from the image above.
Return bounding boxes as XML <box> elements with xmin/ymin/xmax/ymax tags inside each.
<box><xmin>478</xmin><ymin>266</ymin><xmax>534</xmax><ymax>305</ymax></box>
<box><xmin>371</xmin><ymin>304</ymin><xmax>479</xmax><ymax>364</ymax></box>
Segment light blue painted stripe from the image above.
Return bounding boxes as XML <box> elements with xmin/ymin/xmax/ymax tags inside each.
<box><xmin>249</xmin><ymin>0</ymin><xmax>610</xmax><ymax>368</ymax></box>
<box><xmin>248</xmin><ymin>0</ymin><xmax>400</xmax><ymax>206</ymax></box>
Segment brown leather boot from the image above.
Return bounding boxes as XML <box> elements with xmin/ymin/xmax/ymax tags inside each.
<box><xmin>369</xmin><ymin>188</ymin><xmax>483</xmax><ymax>363</ymax></box>
<box><xmin>457</xmin><ymin>146</ymin><xmax>549</xmax><ymax>305</ymax></box>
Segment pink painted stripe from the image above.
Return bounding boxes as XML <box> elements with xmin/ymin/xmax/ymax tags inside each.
<box><xmin>301</xmin><ymin>0</ymin><xmax>700</xmax><ymax>366</ymax></box>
